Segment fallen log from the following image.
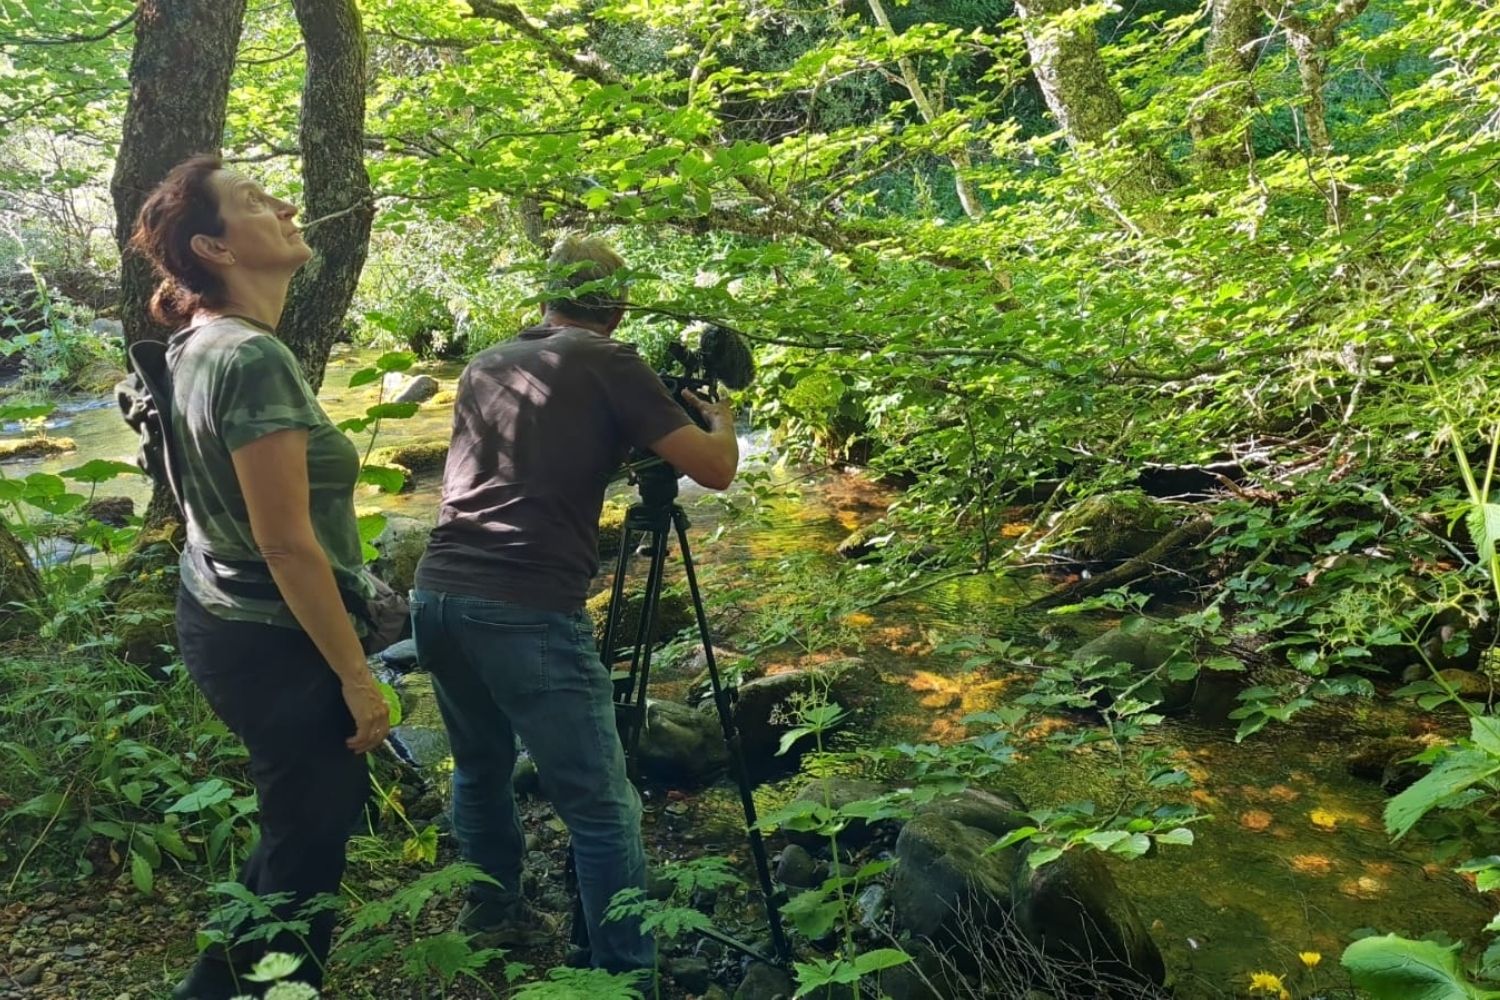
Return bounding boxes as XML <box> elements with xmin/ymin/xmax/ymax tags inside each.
<box><xmin>1028</xmin><ymin>516</ymin><xmax>1215</xmax><ymax>610</ymax></box>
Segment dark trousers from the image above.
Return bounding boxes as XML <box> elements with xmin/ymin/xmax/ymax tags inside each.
<box><xmin>175</xmin><ymin>587</ymin><xmax>370</xmax><ymax>988</ymax></box>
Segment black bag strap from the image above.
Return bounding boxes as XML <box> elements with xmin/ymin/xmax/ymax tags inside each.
<box><xmin>125</xmin><ymin>340</ymin><xmax>187</xmax><ymax>511</ymax></box>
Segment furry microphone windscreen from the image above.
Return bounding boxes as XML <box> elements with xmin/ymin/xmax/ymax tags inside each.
<box><xmin>699</xmin><ymin>325</ymin><xmax>755</xmax><ymax>389</ymax></box>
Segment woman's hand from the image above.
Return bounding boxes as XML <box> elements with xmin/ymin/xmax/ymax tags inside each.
<box><xmin>342</xmin><ymin>675</ymin><xmax>391</xmax><ymax>754</ymax></box>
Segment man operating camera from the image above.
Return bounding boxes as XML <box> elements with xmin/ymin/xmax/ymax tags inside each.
<box><xmin>409</xmin><ymin>235</ymin><xmax>738</xmax><ymax>973</ymax></box>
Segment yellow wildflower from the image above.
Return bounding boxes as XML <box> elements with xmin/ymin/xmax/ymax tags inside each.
<box><xmin>1248</xmin><ymin>972</ymin><xmax>1287</xmax><ymax>996</ymax></box>
<box><xmin>1299</xmin><ymin>951</ymin><xmax>1322</xmax><ymax>968</ymax></box>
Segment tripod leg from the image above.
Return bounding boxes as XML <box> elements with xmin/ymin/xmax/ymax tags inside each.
<box><xmin>621</xmin><ymin>518</ymin><xmax>670</xmax><ymax>782</ymax></box>
<box><xmin>672</xmin><ymin>510</ymin><xmax>792</xmax><ymax>965</ymax></box>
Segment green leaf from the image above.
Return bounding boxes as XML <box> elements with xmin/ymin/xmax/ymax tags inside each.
<box><xmin>348</xmin><ymin>367</ymin><xmax>381</xmax><ymax>388</ymax></box>
<box><xmin>1467</xmin><ymin>503</ymin><xmax>1500</xmax><ymax>567</ymax></box>
<box><xmin>366</xmin><ymin>402</ymin><xmax>420</xmax><ymax>421</ymax></box>
<box><xmin>852</xmin><ymin>948</ymin><xmax>912</xmax><ymax>975</ymax></box>
<box><xmin>1342</xmin><ymin>934</ymin><xmax>1500</xmax><ymax>1000</ymax></box>
<box><xmin>59</xmin><ymin>459</ymin><xmax>144</xmax><ymax>483</ymax></box>
<box><xmin>359</xmin><ymin>464</ymin><xmax>408</xmax><ymax>494</ymax></box>
<box><xmin>130</xmin><ymin>850</ymin><xmax>154</xmax><ymax>895</ymax></box>
<box><xmin>1154</xmin><ymin>827</ymin><xmax>1195</xmax><ymax>847</ymax></box>
<box><xmin>781</xmin><ymin>889</ymin><xmax>841</xmax><ymax>940</ymax></box>
<box><xmin>1471</xmin><ymin>715</ymin><xmax>1500</xmax><ymax>757</ymax></box>
<box><xmin>379</xmin><ymin>679</ymin><xmax>403</xmax><ymax>727</ymax></box>
<box><xmin>375</xmin><ymin>351</ymin><xmax>416</xmax><ymax>373</ymax></box>
<box><xmin>166</xmin><ymin>778</ymin><xmax>234</xmax><ymax>815</ymax></box>
<box><xmin>1385</xmin><ymin>750</ymin><xmax>1500</xmax><ymax>840</ymax></box>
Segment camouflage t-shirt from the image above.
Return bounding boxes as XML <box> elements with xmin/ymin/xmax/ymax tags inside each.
<box><xmin>168</xmin><ymin>316</ymin><xmax>367</xmax><ymax>629</ymax></box>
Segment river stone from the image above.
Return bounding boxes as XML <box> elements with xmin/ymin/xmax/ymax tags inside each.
<box><xmin>634</xmin><ymin>699</ymin><xmax>729</xmax><ymax>785</ymax></box>
<box><xmin>1010</xmin><ymin>843</ymin><xmax>1166</xmax><ymax>991</ymax></box>
<box><xmin>393</xmin><ymin>374</ymin><xmax>440</xmax><ymax>404</ymax></box>
<box><xmin>733</xmin><ymin>669</ymin><xmax>852</xmax><ymax>762</ymax></box>
<box><xmin>370</xmin><ymin>514</ymin><xmax>431</xmax><ymax>599</ymax></box>
<box><xmin>734</xmin><ymin>962</ymin><xmax>794</xmax><ymax>1000</ymax></box>
<box><xmin>378</xmin><ymin>638</ymin><xmax>421</xmax><ymax>673</ymax></box>
<box><xmin>1049</xmin><ymin>490</ymin><xmax>1178</xmax><ymax>563</ymax></box>
<box><xmin>892</xmin><ymin>812</ymin><xmax>1018</xmax><ymax>940</ymax></box>
<box><xmin>1436</xmin><ymin>668</ymin><xmax>1491</xmax><ymax>699</ymax></box>
<box><xmin>774</xmin><ymin>844</ymin><xmax>822</xmax><ymax>888</ymax></box>
<box><xmin>786</xmin><ymin>776</ymin><xmax>892</xmax><ymax>849</ymax></box>
<box><xmin>81</xmin><ymin>495</ymin><xmax>134</xmax><ymax>527</ymax></box>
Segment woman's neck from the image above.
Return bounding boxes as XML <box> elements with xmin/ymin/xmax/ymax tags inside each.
<box><xmin>198</xmin><ymin>270</ymin><xmax>293</xmax><ymax>331</ymax></box>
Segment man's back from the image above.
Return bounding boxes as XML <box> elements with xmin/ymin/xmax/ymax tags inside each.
<box><xmin>415</xmin><ymin>324</ymin><xmax>689</xmax><ymax>611</ymax></box>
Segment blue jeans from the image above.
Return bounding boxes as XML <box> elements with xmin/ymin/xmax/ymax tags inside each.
<box><xmin>410</xmin><ymin>589</ymin><xmax>653</xmax><ymax>972</ymax></box>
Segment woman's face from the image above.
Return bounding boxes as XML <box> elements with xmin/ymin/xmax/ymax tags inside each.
<box><xmin>206</xmin><ymin>169</ymin><xmax>313</xmax><ymax>273</ymax></box>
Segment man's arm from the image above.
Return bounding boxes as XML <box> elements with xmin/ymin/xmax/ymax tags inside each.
<box><xmin>649</xmin><ymin>389</ymin><xmax>739</xmax><ymax>490</ymax></box>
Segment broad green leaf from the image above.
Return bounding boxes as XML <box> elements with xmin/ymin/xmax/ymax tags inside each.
<box><xmin>166</xmin><ymin>778</ymin><xmax>234</xmax><ymax>815</ymax></box>
<box><xmin>348</xmin><ymin>367</ymin><xmax>381</xmax><ymax>388</ymax></box>
<box><xmin>59</xmin><ymin>459</ymin><xmax>144</xmax><ymax>483</ymax></box>
<box><xmin>1467</xmin><ymin>503</ymin><xmax>1500</xmax><ymax>567</ymax></box>
<box><xmin>1386</xmin><ymin>750</ymin><xmax>1500</xmax><ymax>840</ymax></box>
<box><xmin>1343</xmin><ymin>934</ymin><xmax>1500</xmax><ymax>1000</ymax></box>
<box><xmin>360</xmin><ymin>464</ymin><xmax>407</xmax><ymax>494</ymax></box>
<box><xmin>852</xmin><ymin>948</ymin><xmax>912</xmax><ymax>975</ymax></box>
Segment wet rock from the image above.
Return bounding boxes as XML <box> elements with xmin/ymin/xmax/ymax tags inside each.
<box><xmin>32</xmin><ymin>537</ymin><xmax>98</xmax><ymax>567</ymax></box>
<box><xmin>370</xmin><ymin>514</ymin><xmax>432</xmax><ymax>599</ymax></box>
<box><xmin>735</xmin><ymin>962</ymin><xmax>794</xmax><ymax>1000</ymax></box>
<box><xmin>774</xmin><ymin>844</ymin><xmax>821</xmax><ymax>888</ymax></box>
<box><xmin>892</xmin><ymin>812</ymin><xmax>1017</xmax><ymax>940</ymax></box>
<box><xmin>393</xmin><ymin>374</ymin><xmax>440</xmax><ymax>405</ymax></box>
<box><xmin>90</xmin><ymin>317</ymin><xmax>124</xmax><ymax>338</ymax></box>
<box><xmin>378</xmin><ymin>638</ymin><xmax>420</xmax><ymax>673</ymax></box>
<box><xmin>635</xmin><ymin>699</ymin><xmax>730</xmax><ymax>785</ymax></box>
<box><xmin>585</xmin><ymin>588</ymin><xmax>693</xmax><ymax>655</ymax></box>
<box><xmin>0</xmin><ymin>435</ymin><xmax>75</xmax><ymax>462</ymax></box>
<box><xmin>785</xmin><ymin>777</ymin><xmax>891</xmax><ymax>849</ymax></box>
<box><xmin>856</xmin><ymin>883</ymin><xmax>888</xmax><ymax>929</ymax></box>
<box><xmin>733</xmin><ymin>669</ymin><xmax>853</xmax><ymax>762</ymax></box>
<box><xmin>1049</xmin><ymin>490</ymin><xmax>1179</xmax><ymax>563</ymax></box>
<box><xmin>1011</xmin><ymin>844</ymin><xmax>1166</xmax><ymax>992</ymax></box>
<box><xmin>81</xmin><ymin>495</ymin><xmax>134</xmax><ymax>527</ymax></box>
<box><xmin>1347</xmin><ymin>736</ymin><xmax>1430</xmax><ymax>794</ymax></box>
<box><xmin>513</xmin><ymin>756</ymin><xmax>541</xmax><ymax>798</ymax></box>
<box><xmin>669</xmin><ymin>956</ymin><xmax>712</xmax><ymax>994</ymax></box>
<box><xmin>835</xmin><ymin>521</ymin><xmax>893</xmax><ymax>560</ymax></box>
<box><xmin>1436</xmin><ymin>668</ymin><xmax>1492</xmax><ymax>700</ymax></box>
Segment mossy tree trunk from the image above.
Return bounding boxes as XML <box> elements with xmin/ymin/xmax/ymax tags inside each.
<box><xmin>279</xmin><ymin>0</ymin><xmax>375</xmax><ymax>392</ymax></box>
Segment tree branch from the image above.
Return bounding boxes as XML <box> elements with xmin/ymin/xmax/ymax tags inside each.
<box><xmin>0</xmin><ymin>9</ymin><xmax>138</xmax><ymax>47</ymax></box>
<box><xmin>464</xmin><ymin>0</ymin><xmax>622</xmax><ymax>86</ymax></box>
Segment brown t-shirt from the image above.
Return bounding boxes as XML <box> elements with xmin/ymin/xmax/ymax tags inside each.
<box><xmin>415</xmin><ymin>324</ymin><xmax>692</xmax><ymax>611</ymax></box>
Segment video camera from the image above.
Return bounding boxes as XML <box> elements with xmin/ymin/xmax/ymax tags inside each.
<box><xmin>655</xmin><ymin>324</ymin><xmax>755</xmax><ymax>429</ymax></box>
<box><xmin>617</xmin><ymin>323</ymin><xmax>755</xmax><ymax>501</ymax></box>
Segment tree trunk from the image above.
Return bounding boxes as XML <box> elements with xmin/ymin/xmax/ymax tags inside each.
<box><xmin>109</xmin><ymin>0</ymin><xmax>248</xmax><ymax>526</ymax></box>
<box><xmin>0</xmin><ymin>518</ymin><xmax>43</xmax><ymax>641</ymax></box>
<box><xmin>109</xmin><ymin>0</ymin><xmax>248</xmax><ymax>350</ymax></box>
<box><xmin>1258</xmin><ymin>0</ymin><xmax>1369</xmax><ymax>156</ymax></box>
<box><xmin>1014</xmin><ymin>0</ymin><xmax>1181</xmax><ymax>214</ymax></box>
<box><xmin>1190</xmin><ymin>0</ymin><xmax>1261</xmax><ymax>169</ymax></box>
<box><xmin>866</xmin><ymin>0</ymin><xmax>984</xmax><ymax>220</ymax></box>
<box><xmin>280</xmin><ymin>0</ymin><xmax>375</xmax><ymax>393</ymax></box>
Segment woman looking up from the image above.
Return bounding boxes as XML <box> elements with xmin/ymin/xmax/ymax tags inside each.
<box><xmin>128</xmin><ymin>155</ymin><xmax>387</xmax><ymax>999</ymax></box>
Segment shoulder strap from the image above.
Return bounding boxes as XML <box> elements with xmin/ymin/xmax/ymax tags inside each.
<box><xmin>125</xmin><ymin>339</ymin><xmax>187</xmax><ymax>511</ymax></box>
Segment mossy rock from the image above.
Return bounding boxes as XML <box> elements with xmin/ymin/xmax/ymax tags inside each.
<box><xmin>0</xmin><ymin>436</ymin><xmax>76</xmax><ymax>462</ymax></box>
<box><xmin>585</xmin><ymin>588</ymin><xmax>694</xmax><ymax>655</ymax></box>
<box><xmin>370</xmin><ymin>514</ymin><xmax>433</xmax><ymax>597</ymax></box>
<box><xmin>597</xmin><ymin>501</ymin><xmax>629</xmax><ymax>566</ymax></box>
<box><xmin>0</xmin><ymin>517</ymin><xmax>43</xmax><ymax>641</ymax></box>
<box><xmin>102</xmin><ymin>520</ymin><xmax>185</xmax><ymax>605</ymax></box>
<box><xmin>429</xmin><ymin>390</ymin><xmax>457</xmax><ymax>408</ymax></box>
<box><xmin>372</xmin><ymin>439</ymin><xmax>449</xmax><ymax>478</ymax></box>
<box><xmin>1050</xmin><ymin>490</ymin><xmax>1179</xmax><ymax>562</ymax></box>
<box><xmin>113</xmin><ymin>589</ymin><xmax>177</xmax><ymax>667</ymax></box>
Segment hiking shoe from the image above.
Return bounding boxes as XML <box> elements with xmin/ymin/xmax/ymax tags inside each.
<box><xmin>455</xmin><ymin>896</ymin><xmax>560</xmax><ymax>949</ymax></box>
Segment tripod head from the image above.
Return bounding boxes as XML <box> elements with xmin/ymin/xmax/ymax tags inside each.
<box><xmin>631</xmin><ymin>453</ymin><xmax>681</xmax><ymax>509</ymax></box>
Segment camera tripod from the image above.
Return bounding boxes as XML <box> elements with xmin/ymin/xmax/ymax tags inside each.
<box><xmin>565</xmin><ymin>458</ymin><xmax>791</xmax><ymax>967</ymax></box>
